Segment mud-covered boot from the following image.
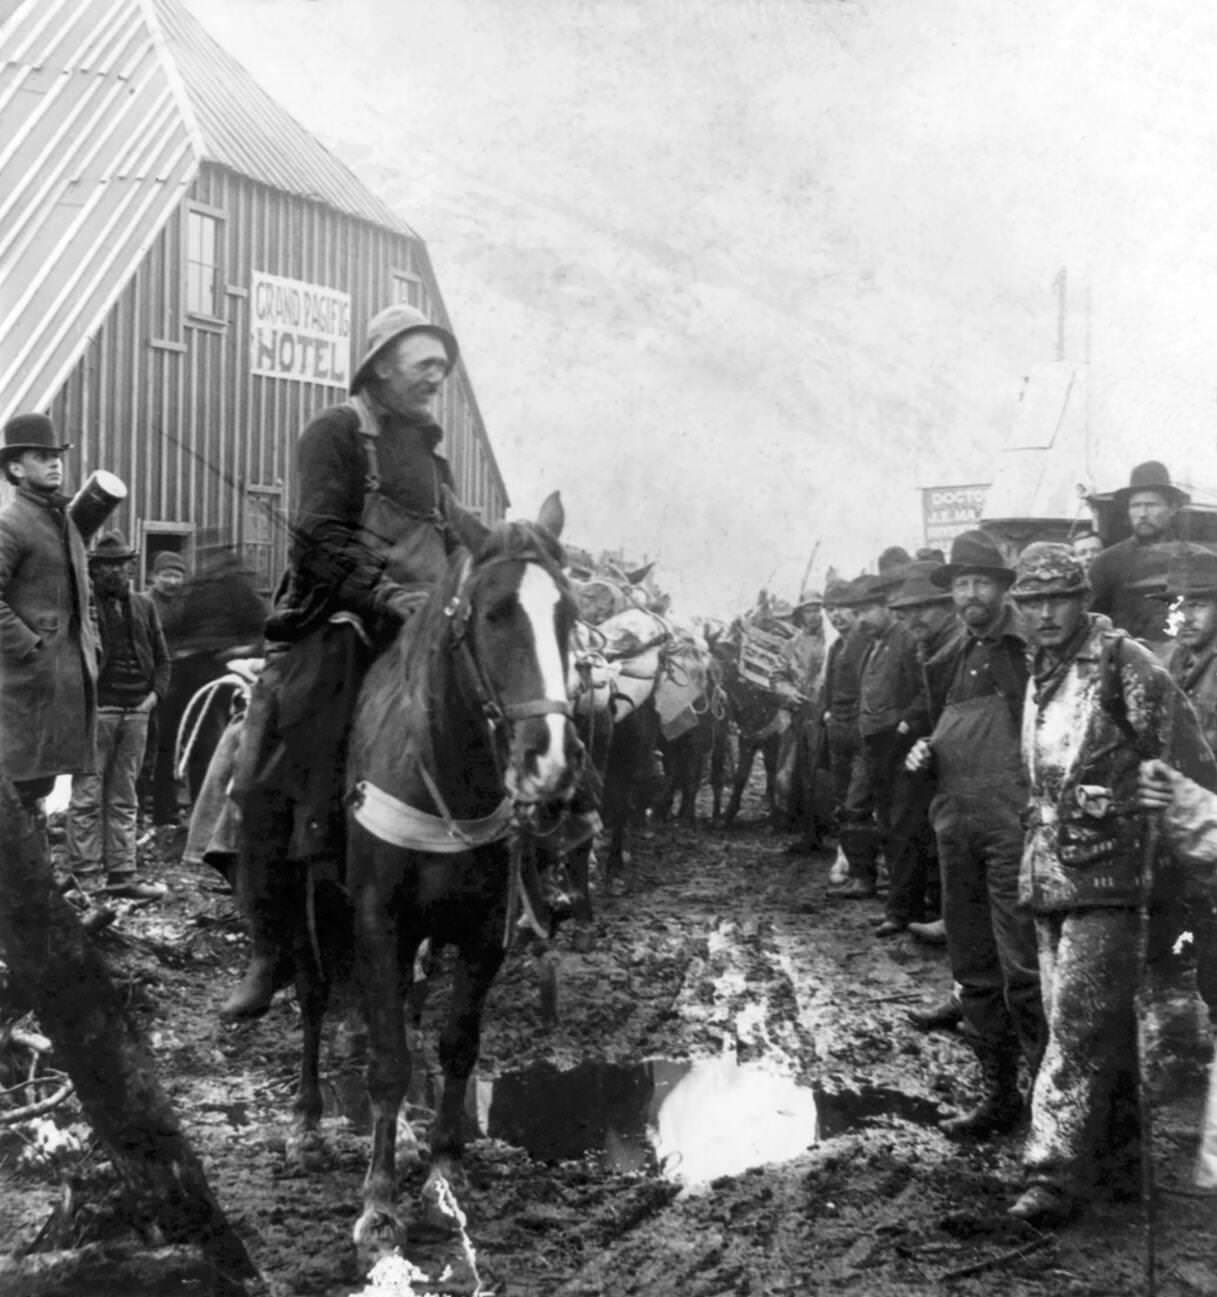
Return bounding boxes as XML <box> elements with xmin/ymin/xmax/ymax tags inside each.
<box><xmin>940</xmin><ymin>1042</ymin><xmax>1023</xmax><ymax>1139</ymax></box>
<box><xmin>828</xmin><ymin>822</ymin><xmax>878</xmax><ymax>897</ymax></box>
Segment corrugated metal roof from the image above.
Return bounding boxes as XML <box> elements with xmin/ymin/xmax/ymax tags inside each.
<box><xmin>155</xmin><ymin>0</ymin><xmax>417</xmax><ymax>238</ymax></box>
<box><xmin>0</xmin><ymin>0</ymin><xmax>199</xmax><ymax>423</ymax></box>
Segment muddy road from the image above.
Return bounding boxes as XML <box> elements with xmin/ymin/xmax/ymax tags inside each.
<box><xmin>4</xmin><ymin>783</ymin><xmax>1217</xmax><ymax>1296</ymax></box>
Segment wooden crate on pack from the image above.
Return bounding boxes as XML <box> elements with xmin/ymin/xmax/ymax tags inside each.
<box><xmin>736</xmin><ymin>624</ymin><xmax>793</xmax><ymax>694</ymax></box>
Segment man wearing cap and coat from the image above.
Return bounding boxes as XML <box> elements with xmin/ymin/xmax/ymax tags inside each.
<box><xmin>1006</xmin><ymin>542</ymin><xmax>1216</xmax><ymax>1225</ymax></box>
<box><xmin>1140</xmin><ymin>543</ymin><xmax>1217</xmax><ymax>1019</ymax></box>
<box><xmin>780</xmin><ymin>589</ymin><xmax>829</xmax><ymax>852</ymax></box>
<box><xmin>0</xmin><ymin>414</ymin><xmax>99</xmax><ymax>808</ymax></box>
<box><xmin>65</xmin><ymin>531</ymin><xmax>169</xmax><ymax>900</ymax></box>
<box><xmin>905</xmin><ymin>530</ymin><xmax>1044</xmax><ymax>1137</ymax></box>
<box><xmin>878</xmin><ymin>559</ymin><xmax>961</xmax><ymax>936</ymax></box>
<box><xmin>832</xmin><ymin>571</ymin><xmax>922</xmax><ymax>900</ymax></box>
<box><xmin>222</xmin><ymin>305</ymin><xmax>472</xmax><ymax>1019</ymax></box>
<box><xmin>1088</xmin><ymin>461</ymin><xmax>1189</xmax><ymax>650</ymax></box>
<box><xmin>820</xmin><ymin>578</ymin><xmax>869</xmax><ymax>844</ymax></box>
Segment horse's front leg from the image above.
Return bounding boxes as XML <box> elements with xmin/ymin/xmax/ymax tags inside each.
<box><xmin>424</xmin><ymin>933</ymin><xmax>505</xmax><ymax>1226</ymax></box>
<box><xmin>351</xmin><ymin>866</ymin><xmax>411</xmax><ymax>1260</ymax></box>
<box><xmin>287</xmin><ymin>944</ymin><xmax>330</xmax><ymax>1170</ymax></box>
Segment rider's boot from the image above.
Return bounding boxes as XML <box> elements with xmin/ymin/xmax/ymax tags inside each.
<box><xmin>220</xmin><ymin>872</ymin><xmax>294</xmax><ymax>1020</ymax></box>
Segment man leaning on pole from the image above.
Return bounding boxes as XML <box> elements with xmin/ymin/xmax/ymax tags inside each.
<box><xmin>1006</xmin><ymin>541</ymin><xmax>1216</xmax><ymax>1226</ymax></box>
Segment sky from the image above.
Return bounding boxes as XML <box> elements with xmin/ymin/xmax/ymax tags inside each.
<box><xmin>186</xmin><ymin>0</ymin><xmax>1217</xmax><ymax>616</ymax></box>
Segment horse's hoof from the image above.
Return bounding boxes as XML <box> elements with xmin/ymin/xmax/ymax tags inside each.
<box><xmin>353</xmin><ymin>1207</ymin><xmax>406</xmax><ymax>1262</ymax></box>
<box><xmin>284</xmin><ymin>1126</ymin><xmax>331</xmax><ymax>1172</ymax></box>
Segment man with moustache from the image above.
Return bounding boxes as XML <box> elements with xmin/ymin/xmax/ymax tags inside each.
<box><xmin>1089</xmin><ymin>461</ymin><xmax>1189</xmax><ymax>650</ymax></box>
<box><xmin>905</xmin><ymin>531</ymin><xmax>1043</xmax><ymax>1137</ymax></box>
<box><xmin>0</xmin><ymin>414</ymin><xmax>99</xmax><ymax>814</ymax></box>
<box><xmin>1006</xmin><ymin>542</ymin><xmax>1215</xmax><ymax>1225</ymax></box>
<box><xmin>831</xmin><ymin>572</ymin><xmax>921</xmax><ymax>901</ymax></box>
<box><xmin>877</xmin><ymin>559</ymin><xmax>961</xmax><ymax>936</ymax></box>
<box><xmin>65</xmin><ymin>531</ymin><xmax>169</xmax><ymax>900</ymax></box>
<box><xmin>221</xmin><ymin>305</ymin><xmax>470</xmax><ymax>1019</ymax></box>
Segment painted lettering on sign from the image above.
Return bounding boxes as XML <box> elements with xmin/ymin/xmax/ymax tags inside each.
<box><xmin>250</xmin><ymin>271</ymin><xmax>351</xmax><ymax>387</ymax></box>
<box><xmin>922</xmin><ymin>483</ymin><xmax>990</xmax><ymax>547</ymax></box>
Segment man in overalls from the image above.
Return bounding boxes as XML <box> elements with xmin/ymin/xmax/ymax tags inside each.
<box><xmin>906</xmin><ymin>530</ymin><xmax>1044</xmax><ymax>1137</ymax></box>
<box><xmin>221</xmin><ymin>305</ymin><xmax>465</xmax><ymax>1019</ymax></box>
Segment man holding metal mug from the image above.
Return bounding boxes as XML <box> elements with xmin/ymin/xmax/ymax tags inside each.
<box><xmin>0</xmin><ymin>414</ymin><xmax>101</xmax><ymax>814</ymax></box>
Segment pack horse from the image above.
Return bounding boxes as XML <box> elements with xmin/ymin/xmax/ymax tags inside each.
<box><xmin>293</xmin><ymin>492</ymin><xmax>584</xmax><ymax>1257</ymax></box>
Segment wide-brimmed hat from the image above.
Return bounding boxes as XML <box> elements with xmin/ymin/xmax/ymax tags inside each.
<box><xmin>1113</xmin><ymin>460</ymin><xmax>1190</xmax><ymax>511</ymax></box>
<box><xmin>1008</xmin><ymin>542</ymin><xmax>1089</xmax><ymax>601</ymax></box>
<box><xmin>1131</xmin><ymin>542</ymin><xmax>1217</xmax><ymax>601</ymax></box>
<box><xmin>822</xmin><ymin>577</ymin><xmax>854</xmax><ymax>608</ymax></box>
<box><xmin>888</xmin><ymin>560</ymin><xmax>954</xmax><ymax>609</ymax></box>
<box><xmin>1</xmin><ymin>412</ymin><xmax>72</xmax><ymax>462</ymax></box>
<box><xmin>350</xmin><ymin>305</ymin><xmax>459</xmax><ymax>394</ymax></box>
<box><xmin>931</xmin><ymin>529</ymin><xmax>1014</xmax><ymax>588</ymax></box>
<box><xmin>89</xmin><ymin>529</ymin><xmax>138</xmax><ymax>563</ymax></box>
<box><xmin>833</xmin><ymin>574</ymin><xmax>889</xmax><ymax>608</ymax></box>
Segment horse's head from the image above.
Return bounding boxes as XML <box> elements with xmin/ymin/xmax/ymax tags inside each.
<box><xmin>445</xmin><ymin>491</ymin><xmax>583</xmax><ymax>806</ymax></box>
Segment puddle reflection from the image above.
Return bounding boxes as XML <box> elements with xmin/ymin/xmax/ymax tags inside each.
<box><xmin>319</xmin><ymin>1055</ymin><xmax>945</xmax><ymax>1187</ymax></box>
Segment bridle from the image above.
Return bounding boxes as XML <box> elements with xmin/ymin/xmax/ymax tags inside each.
<box><xmin>442</xmin><ymin>549</ymin><xmax>575</xmax><ymax>759</ymax></box>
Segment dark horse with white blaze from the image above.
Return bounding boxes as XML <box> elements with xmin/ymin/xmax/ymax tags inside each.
<box><xmin>291</xmin><ymin>493</ymin><xmax>582</xmax><ymax>1257</ymax></box>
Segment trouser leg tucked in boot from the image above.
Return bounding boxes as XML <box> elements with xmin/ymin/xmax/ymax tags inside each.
<box><xmin>940</xmin><ymin>1037</ymin><xmax>1024</xmax><ymax>1138</ymax></box>
<box><xmin>221</xmin><ymin>789</ymin><xmax>297</xmax><ymax>1021</ymax></box>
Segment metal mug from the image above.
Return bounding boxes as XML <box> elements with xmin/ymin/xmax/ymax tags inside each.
<box><xmin>68</xmin><ymin>470</ymin><xmax>127</xmax><ymax>543</ymax></box>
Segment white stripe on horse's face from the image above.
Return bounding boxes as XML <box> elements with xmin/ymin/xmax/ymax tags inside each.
<box><xmin>515</xmin><ymin>563</ymin><xmax>569</xmax><ymax>796</ymax></box>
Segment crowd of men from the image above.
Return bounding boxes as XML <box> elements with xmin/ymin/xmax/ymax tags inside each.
<box><xmin>775</xmin><ymin>459</ymin><xmax>1217</xmax><ymax>1224</ymax></box>
<box><xmin>5</xmin><ymin>295</ymin><xmax>1217</xmax><ymax>1231</ymax></box>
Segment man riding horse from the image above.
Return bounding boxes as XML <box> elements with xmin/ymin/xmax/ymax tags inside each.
<box><xmin>220</xmin><ymin>304</ymin><xmax>470</xmax><ymax>1019</ymax></box>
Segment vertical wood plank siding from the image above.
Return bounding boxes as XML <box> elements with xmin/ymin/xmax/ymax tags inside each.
<box><xmin>50</xmin><ymin>164</ymin><xmax>508</xmax><ymax>586</ymax></box>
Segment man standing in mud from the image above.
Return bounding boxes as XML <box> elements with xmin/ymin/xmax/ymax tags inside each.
<box><xmin>221</xmin><ymin>305</ymin><xmax>465</xmax><ymax>1019</ymax></box>
<box><xmin>832</xmin><ymin>573</ymin><xmax>921</xmax><ymax>900</ymax></box>
<box><xmin>1006</xmin><ymin>542</ymin><xmax>1215</xmax><ymax>1225</ymax></box>
<box><xmin>905</xmin><ymin>530</ymin><xmax>1043</xmax><ymax>1137</ymax></box>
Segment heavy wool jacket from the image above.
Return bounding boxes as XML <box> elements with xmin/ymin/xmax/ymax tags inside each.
<box><xmin>1020</xmin><ymin>614</ymin><xmax>1217</xmax><ymax>911</ymax></box>
<box><xmin>0</xmin><ymin>486</ymin><xmax>99</xmax><ymax>780</ymax></box>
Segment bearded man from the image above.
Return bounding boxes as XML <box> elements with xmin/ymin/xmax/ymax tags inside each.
<box><xmin>905</xmin><ymin>531</ymin><xmax>1043</xmax><ymax>1136</ymax></box>
<box><xmin>1089</xmin><ymin>461</ymin><xmax>1188</xmax><ymax>650</ymax></box>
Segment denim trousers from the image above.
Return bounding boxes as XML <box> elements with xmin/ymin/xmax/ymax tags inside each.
<box><xmin>67</xmin><ymin>706</ymin><xmax>150</xmax><ymax>879</ymax></box>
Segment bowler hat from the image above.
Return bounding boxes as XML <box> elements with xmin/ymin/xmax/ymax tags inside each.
<box><xmin>89</xmin><ymin>529</ymin><xmax>138</xmax><ymax>563</ymax></box>
<box><xmin>795</xmin><ymin>588</ymin><xmax>823</xmax><ymax>610</ymax></box>
<box><xmin>1113</xmin><ymin>460</ymin><xmax>1189</xmax><ymax>511</ymax></box>
<box><xmin>888</xmin><ymin>560</ymin><xmax>954</xmax><ymax>609</ymax></box>
<box><xmin>350</xmin><ymin>305</ymin><xmax>459</xmax><ymax>394</ymax></box>
<box><xmin>1008</xmin><ymin>542</ymin><xmax>1089</xmax><ymax>601</ymax></box>
<box><xmin>1133</xmin><ymin>542</ymin><xmax>1217</xmax><ymax>601</ymax></box>
<box><xmin>931</xmin><ymin>529</ymin><xmax>1014</xmax><ymax>588</ymax></box>
<box><xmin>1</xmin><ymin>412</ymin><xmax>72</xmax><ymax>462</ymax></box>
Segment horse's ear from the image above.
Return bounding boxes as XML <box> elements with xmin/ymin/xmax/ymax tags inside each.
<box><xmin>536</xmin><ymin>491</ymin><xmax>565</xmax><ymax>540</ymax></box>
<box><xmin>627</xmin><ymin>561</ymin><xmax>655</xmax><ymax>585</ymax></box>
<box><xmin>442</xmin><ymin>486</ymin><xmax>491</xmax><ymax>554</ymax></box>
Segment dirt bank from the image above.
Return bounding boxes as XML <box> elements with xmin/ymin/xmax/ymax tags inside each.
<box><xmin>3</xmin><ymin>786</ymin><xmax>1217</xmax><ymax>1295</ymax></box>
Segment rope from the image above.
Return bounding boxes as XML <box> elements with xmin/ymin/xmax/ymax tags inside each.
<box><xmin>174</xmin><ymin>673</ymin><xmax>253</xmax><ymax>782</ymax></box>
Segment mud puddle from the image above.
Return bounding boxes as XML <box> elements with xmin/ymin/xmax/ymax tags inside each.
<box><xmin>306</xmin><ymin>1054</ymin><xmax>946</xmax><ymax>1188</ymax></box>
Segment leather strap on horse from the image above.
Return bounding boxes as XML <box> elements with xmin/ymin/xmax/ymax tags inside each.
<box><xmin>350</xmin><ymin>777</ymin><xmax>514</xmax><ymax>852</ymax></box>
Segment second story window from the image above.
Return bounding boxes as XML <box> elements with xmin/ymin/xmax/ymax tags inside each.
<box><xmin>186</xmin><ymin>209</ymin><xmax>222</xmax><ymax>319</ymax></box>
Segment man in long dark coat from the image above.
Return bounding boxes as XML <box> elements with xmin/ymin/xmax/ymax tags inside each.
<box><xmin>221</xmin><ymin>305</ymin><xmax>469</xmax><ymax>1019</ymax></box>
<box><xmin>0</xmin><ymin>414</ymin><xmax>98</xmax><ymax>811</ymax></box>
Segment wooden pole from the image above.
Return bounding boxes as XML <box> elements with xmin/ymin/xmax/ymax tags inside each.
<box><xmin>0</xmin><ymin>779</ymin><xmax>258</xmax><ymax>1293</ymax></box>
